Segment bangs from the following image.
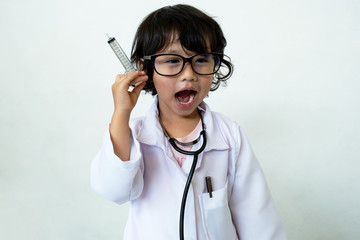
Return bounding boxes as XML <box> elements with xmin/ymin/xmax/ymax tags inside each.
<box><xmin>135</xmin><ymin>5</ymin><xmax>224</xmax><ymax>56</ymax></box>
<box><xmin>155</xmin><ymin>18</ymin><xmax>212</xmax><ymax>54</ymax></box>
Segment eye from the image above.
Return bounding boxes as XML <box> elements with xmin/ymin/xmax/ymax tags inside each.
<box><xmin>194</xmin><ymin>54</ymin><xmax>212</xmax><ymax>64</ymax></box>
<box><xmin>157</xmin><ymin>55</ymin><xmax>181</xmax><ymax>64</ymax></box>
<box><xmin>195</xmin><ymin>58</ymin><xmax>209</xmax><ymax>63</ymax></box>
<box><xmin>165</xmin><ymin>58</ymin><xmax>181</xmax><ymax>64</ymax></box>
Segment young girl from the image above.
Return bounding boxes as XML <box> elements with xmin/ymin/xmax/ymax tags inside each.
<box><xmin>91</xmin><ymin>4</ymin><xmax>287</xmax><ymax>240</ymax></box>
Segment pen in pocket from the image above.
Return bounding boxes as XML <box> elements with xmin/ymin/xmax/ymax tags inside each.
<box><xmin>205</xmin><ymin>176</ymin><xmax>213</xmax><ymax>198</ymax></box>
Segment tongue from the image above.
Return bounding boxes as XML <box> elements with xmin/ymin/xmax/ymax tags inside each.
<box><xmin>176</xmin><ymin>90</ymin><xmax>192</xmax><ymax>103</ymax></box>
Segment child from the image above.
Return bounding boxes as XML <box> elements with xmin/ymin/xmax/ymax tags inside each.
<box><xmin>91</xmin><ymin>4</ymin><xmax>287</xmax><ymax>240</ymax></box>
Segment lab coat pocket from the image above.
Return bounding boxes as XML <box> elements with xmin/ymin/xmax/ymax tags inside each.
<box><xmin>199</xmin><ymin>187</ymin><xmax>238</xmax><ymax>240</ymax></box>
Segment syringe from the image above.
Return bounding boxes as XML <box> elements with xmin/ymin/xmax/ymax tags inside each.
<box><xmin>107</xmin><ymin>34</ymin><xmax>136</xmax><ymax>73</ymax></box>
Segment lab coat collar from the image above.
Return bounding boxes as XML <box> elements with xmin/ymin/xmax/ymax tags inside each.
<box><xmin>135</xmin><ymin>97</ymin><xmax>229</xmax><ymax>152</ymax></box>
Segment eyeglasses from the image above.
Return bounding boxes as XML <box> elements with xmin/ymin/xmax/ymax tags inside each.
<box><xmin>143</xmin><ymin>53</ymin><xmax>222</xmax><ymax>76</ymax></box>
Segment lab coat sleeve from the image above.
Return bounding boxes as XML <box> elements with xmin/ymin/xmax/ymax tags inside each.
<box><xmin>90</xmin><ymin>125</ymin><xmax>144</xmax><ymax>205</ymax></box>
<box><xmin>229</xmin><ymin>127</ymin><xmax>287</xmax><ymax>240</ymax></box>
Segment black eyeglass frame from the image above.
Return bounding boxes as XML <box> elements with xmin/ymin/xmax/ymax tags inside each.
<box><xmin>143</xmin><ymin>53</ymin><xmax>223</xmax><ymax>76</ymax></box>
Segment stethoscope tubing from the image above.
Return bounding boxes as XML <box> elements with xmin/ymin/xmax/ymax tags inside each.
<box><xmin>168</xmin><ymin>131</ymin><xmax>207</xmax><ymax>240</ymax></box>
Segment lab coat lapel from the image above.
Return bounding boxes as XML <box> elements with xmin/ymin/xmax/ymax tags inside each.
<box><xmin>135</xmin><ymin>97</ymin><xmax>166</xmax><ymax>148</ymax></box>
<box><xmin>199</xmin><ymin>101</ymin><xmax>229</xmax><ymax>152</ymax></box>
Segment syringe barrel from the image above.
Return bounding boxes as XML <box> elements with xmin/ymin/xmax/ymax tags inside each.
<box><xmin>107</xmin><ymin>37</ymin><xmax>136</xmax><ymax>73</ymax></box>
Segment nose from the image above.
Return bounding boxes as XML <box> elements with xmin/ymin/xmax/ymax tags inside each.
<box><xmin>180</xmin><ymin>62</ymin><xmax>197</xmax><ymax>81</ymax></box>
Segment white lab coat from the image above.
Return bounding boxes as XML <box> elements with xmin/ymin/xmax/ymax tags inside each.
<box><xmin>91</xmin><ymin>98</ymin><xmax>287</xmax><ymax>240</ymax></box>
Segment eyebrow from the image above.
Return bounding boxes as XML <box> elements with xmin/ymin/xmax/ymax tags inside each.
<box><xmin>163</xmin><ymin>50</ymin><xmax>182</xmax><ymax>54</ymax></box>
<box><xmin>158</xmin><ymin>48</ymin><xmax>198</xmax><ymax>56</ymax></box>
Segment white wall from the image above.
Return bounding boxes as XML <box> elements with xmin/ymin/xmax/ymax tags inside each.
<box><xmin>1</xmin><ymin>0</ymin><xmax>359</xmax><ymax>239</ymax></box>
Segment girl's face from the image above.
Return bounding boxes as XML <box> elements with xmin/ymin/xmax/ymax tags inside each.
<box><xmin>153</xmin><ymin>40</ymin><xmax>213</xmax><ymax>120</ymax></box>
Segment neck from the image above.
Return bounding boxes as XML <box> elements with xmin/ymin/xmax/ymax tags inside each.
<box><xmin>159</xmin><ymin>108</ymin><xmax>201</xmax><ymax>139</ymax></box>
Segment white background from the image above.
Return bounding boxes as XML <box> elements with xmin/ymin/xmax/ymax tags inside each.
<box><xmin>1</xmin><ymin>0</ymin><xmax>359</xmax><ymax>239</ymax></box>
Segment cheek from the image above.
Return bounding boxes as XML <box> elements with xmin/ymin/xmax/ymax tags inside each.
<box><xmin>152</xmin><ymin>74</ymin><xmax>162</xmax><ymax>91</ymax></box>
<box><xmin>153</xmin><ymin>75</ymin><xmax>173</xmax><ymax>95</ymax></box>
<box><xmin>203</xmin><ymin>77</ymin><xmax>213</xmax><ymax>90</ymax></box>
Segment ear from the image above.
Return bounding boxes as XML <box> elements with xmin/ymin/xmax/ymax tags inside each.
<box><xmin>138</xmin><ymin>58</ymin><xmax>145</xmax><ymax>71</ymax></box>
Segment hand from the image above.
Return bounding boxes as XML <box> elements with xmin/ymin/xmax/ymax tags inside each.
<box><xmin>111</xmin><ymin>71</ymin><xmax>148</xmax><ymax>113</ymax></box>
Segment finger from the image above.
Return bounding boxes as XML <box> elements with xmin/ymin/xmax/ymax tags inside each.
<box><xmin>131</xmin><ymin>81</ymin><xmax>146</xmax><ymax>96</ymax></box>
<box><xmin>130</xmin><ymin>74</ymin><xmax>148</xmax><ymax>88</ymax></box>
<box><xmin>115</xmin><ymin>74</ymin><xmax>125</xmax><ymax>82</ymax></box>
<box><xmin>115</xmin><ymin>71</ymin><xmax>146</xmax><ymax>89</ymax></box>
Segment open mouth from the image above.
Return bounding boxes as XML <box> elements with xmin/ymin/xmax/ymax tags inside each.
<box><xmin>175</xmin><ymin>90</ymin><xmax>197</xmax><ymax>105</ymax></box>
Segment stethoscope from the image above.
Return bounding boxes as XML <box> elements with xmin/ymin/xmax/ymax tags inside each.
<box><xmin>160</xmin><ymin>111</ymin><xmax>207</xmax><ymax>240</ymax></box>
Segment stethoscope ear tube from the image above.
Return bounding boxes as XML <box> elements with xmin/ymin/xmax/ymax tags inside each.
<box><xmin>179</xmin><ymin>153</ymin><xmax>199</xmax><ymax>240</ymax></box>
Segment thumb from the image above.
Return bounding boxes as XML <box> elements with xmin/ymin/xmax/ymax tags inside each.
<box><xmin>131</xmin><ymin>81</ymin><xmax>146</xmax><ymax>98</ymax></box>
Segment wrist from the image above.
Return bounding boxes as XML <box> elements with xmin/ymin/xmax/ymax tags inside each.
<box><xmin>113</xmin><ymin>107</ymin><xmax>132</xmax><ymax>118</ymax></box>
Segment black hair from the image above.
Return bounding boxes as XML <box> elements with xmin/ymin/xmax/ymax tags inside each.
<box><xmin>131</xmin><ymin>4</ymin><xmax>233</xmax><ymax>95</ymax></box>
